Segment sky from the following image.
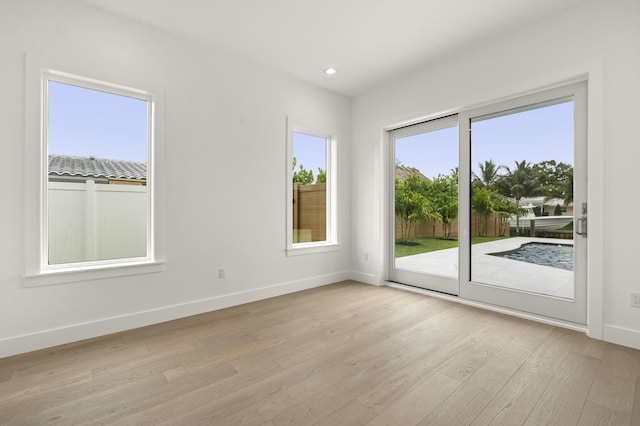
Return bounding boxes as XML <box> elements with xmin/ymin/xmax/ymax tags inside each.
<box><xmin>396</xmin><ymin>101</ymin><xmax>574</xmax><ymax>180</ymax></box>
<box><xmin>292</xmin><ymin>132</ymin><xmax>327</xmax><ymax>176</ymax></box>
<box><xmin>47</xmin><ymin>81</ymin><xmax>148</xmax><ymax>163</ymax></box>
<box><xmin>48</xmin><ymin>80</ymin><xmax>573</xmax><ymax>177</ymax></box>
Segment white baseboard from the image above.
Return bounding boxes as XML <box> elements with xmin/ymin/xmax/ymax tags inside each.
<box><xmin>0</xmin><ymin>271</ymin><xmax>350</xmax><ymax>359</ymax></box>
<box><xmin>603</xmin><ymin>324</ymin><xmax>640</xmax><ymax>350</ymax></box>
<box><xmin>349</xmin><ymin>270</ymin><xmax>379</xmax><ymax>286</ymax></box>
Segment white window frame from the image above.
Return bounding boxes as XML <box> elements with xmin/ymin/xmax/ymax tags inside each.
<box><xmin>286</xmin><ymin>119</ymin><xmax>339</xmax><ymax>255</ymax></box>
<box><xmin>24</xmin><ymin>57</ymin><xmax>165</xmax><ymax>286</ymax></box>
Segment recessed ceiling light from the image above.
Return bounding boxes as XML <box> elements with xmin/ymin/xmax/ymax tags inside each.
<box><xmin>324</xmin><ymin>67</ymin><xmax>337</xmax><ymax>75</ymax></box>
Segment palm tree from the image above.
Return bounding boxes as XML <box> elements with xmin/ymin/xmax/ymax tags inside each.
<box><xmin>500</xmin><ymin>160</ymin><xmax>542</xmax><ymax>201</ymax></box>
<box><xmin>474</xmin><ymin>159</ymin><xmax>504</xmax><ymax>189</ymax></box>
<box><xmin>561</xmin><ymin>168</ymin><xmax>574</xmax><ymax>207</ymax></box>
<box><xmin>498</xmin><ymin>160</ymin><xmax>543</xmax><ymax>234</ymax></box>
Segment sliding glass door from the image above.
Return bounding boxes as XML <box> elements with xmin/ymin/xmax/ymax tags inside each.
<box><xmin>388</xmin><ymin>116</ymin><xmax>459</xmax><ymax>295</ymax></box>
<box><xmin>459</xmin><ymin>83</ymin><xmax>587</xmax><ymax>323</ymax></box>
<box><xmin>389</xmin><ymin>82</ymin><xmax>587</xmax><ymax>324</ymax></box>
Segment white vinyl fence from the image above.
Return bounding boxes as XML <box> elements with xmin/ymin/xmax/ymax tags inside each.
<box><xmin>48</xmin><ymin>180</ymin><xmax>147</xmax><ymax>265</ymax></box>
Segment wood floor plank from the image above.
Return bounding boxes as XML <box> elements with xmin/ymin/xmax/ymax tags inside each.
<box><xmin>574</xmin><ymin>333</ymin><xmax>610</xmax><ymax>359</ymax></box>
<box><xmin>1</xmin><ymin>281</ymin><xmax>639</xmax><ymax>425</ymax></box>
<box><xmin>0</xmin><ymin>369</ymin><xmax>94</xmax><ymax>424</ymax></box>
<box><xmin>361</xmin><ymin>313</ymin><xmax>543</xmax><ymax>421</ymax></box>
<box><xmin>250</xmin><ymin>314</ymin><xmax>321</xmax><ymax>340</ymax></box>
<box><xmin>364</xmin><ymin>371</ymin><xmax>461</xmax><ymax>426</ymax></box>
<box><xmin>417</xmin><ymin>332</ymin><xmax>543</xmax><ymax>425</ymax></box>
<box><xmin>471</xmin><ymin>335</ymin><xmax>575</xmax><ymax>425</ymax></box>
<box><xmin>269</xmin><ymin>373</ymin><xmax>367</xmax><ymax>425</ymax></box>
<box><xmin>92</xmin><ymin>344</ymin><xmax>203</xmax><ymax>388</ymax></box>
<box><xmin>155</xmin><ymin>357</ymin><xmax>337</xmax><ymax>425</ymax></box>
<box><xmin>526</xmin><ymin>350</ymin><xmax>600</xmax><ymax>425</ymax></box>
<box><xmin>373</xmin><ymin>298</ymin><xmax>449</xmax><ymax>337</ymax></box>
<box><xmin>588</xmin><ymin>344</ymin><xmax>639</xmax><ymax>414</ymax></box>
<box><xmin>12</xmin><ymin>373</ymin><xmax>168</xmax><ymax>426</ymax></box>
<box><xmin>313</xmin><ymin>399</ymin><xmax>377</xmax><ymax>426</ymax></box>
<box><xmin>489</xmin><ymin>313</ymin><xmax>555</xmax><ymax>341</ymax></box>
<box><xmin>268</xmin><ymin>340</ymin><xmax>416</xmax><ymax>426</ymax></box>
<box><xmin>577</xmin><ymin>401</ymin><xmax>631</xmax><ymax>426</ymax></box>
<box><xmin>0</xmin><ymin>368</ymin><xmax>11</xmax><ymax>384</ymax></box>
<box><xmin>212</xmin><ymin>361</ymin><xmax>357</xmax><ymax>425</ymax></box>
<box><xmin>274</xmin><ymin>313</ymin><xmax>398</xmax><ymax>369</ymax></box>
<box><xmin>1</xmin><ymin>345</ymin><xmax>181</xmax><ymax>423</ymax></box>
<box><xmin>438</xmin><ymin>327</ymin><xmax>514</xmax><ymax>382</ymax></box>
<box><xmin>77</xmin><ymin>364</ymin><xmax>237</xmax><ymax>425</ymax></box>
<box><xmin>5</xmin><ymin>334</ymin><xmax>137</xmax><ymax>380</ymax></box>
<box><xmin>161</xmin><ymin>323</ymin><xmax>331</xmax><ymax>381</ymax></box>
<box><xmin>632</xmin><ymin>376</ymin><xmax>640</xmax><ymax>426</ymax></box>
<box><xmin>271</xmin><ymin>329</ymin><xmax>448</xmax><ymax>424</ymax></box>
<box><xmin>115</xmin><ymin>359</ymin><xmax>281</xmax><ymax>425</ymax></box>
<box><xmin>356</xmin><ymin>325</ymin><xmax>495</xmax><ymax>414</ymax></box>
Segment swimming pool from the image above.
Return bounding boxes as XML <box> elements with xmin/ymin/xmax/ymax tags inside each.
<box><xmin>490</xmin><ymin>242</ymin><xmax>573</xmax><ymax>271</ymax></box>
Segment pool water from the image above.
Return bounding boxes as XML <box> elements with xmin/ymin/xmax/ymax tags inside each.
<box><xmin>490</xmin><ymin>242</ymin><xmax>573</xmax><ymax>271</ymax></box>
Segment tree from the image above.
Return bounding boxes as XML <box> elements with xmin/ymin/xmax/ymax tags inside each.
<box><xmin>427</xmin><ymin>170</ymin><xmax>458</xmax><ymax>240</ymax></box>
<box><xmin>533</xmin><ymin>160</ymin><xmax>573</xmax><ymax>208</ymax></box>
<box><xmin>495</xmin><ymin>196</ymin><xmax>525</xmax><ymax>236</ymax></box>
<box><xmin>292</xmin><ymin>157</ymin><xmax>326</xmax><ymax>185</ymax></box>
<box><xmin>554</xmin><ymin>204</ymin><xmax>563</xmax><ymax>216</ymax></box>
<box><xmin>559</xmin><ymin>167</ymin><xmax>573</xmax><ymax>207</ymax></box>
<box><xmin>471</xmin><ymin>183</ymin><xmax>494</xmax><ymax>237</ymax></box>
<box><xmin>502</xmin><ymin>160</ymin><xmax>542</xmax><ymax>201</ymax></box>
<box><xmin>496</xmin><ymin>160</ymin><xmax>543</xmax><ymax>234</ymax></box>
<box><xmin>474</xmin><ymin>159</ymin><xmax>504</xmax><ymax>190</ymax></box>
<box><xmin>292</xmin><ymin>157</ymin><xmax>314</xmax><ymax>185</ymax></box>
<box><xmin>472</xmin><ymin>181</ymin><xmax>525</xmax><ymax>237</ymax></box>
<box><xmin>395</xmin><ymin>175</ymin><xmax>435</xmax><ymax>244</ymax></box>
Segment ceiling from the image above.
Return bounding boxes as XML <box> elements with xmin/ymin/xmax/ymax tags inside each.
<box><xmin>82</xmin><ymin>0</ymin><xmax>591</xmax><ymax>97</ymax></box>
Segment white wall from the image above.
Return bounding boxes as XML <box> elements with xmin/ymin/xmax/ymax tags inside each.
<box><xmin>0</xmin><ymin>0</ymin><xmax>350</xmax><ymax>357</ymax></box>
<box><xmin>350</xmin><ymin>0</ymin><xmax>640</xmax><ymax>349</ymax></box>
<box><xmin>2</xmin><ymin>0</ymin><xmax>639</xmax><ymax>357</ymax></box>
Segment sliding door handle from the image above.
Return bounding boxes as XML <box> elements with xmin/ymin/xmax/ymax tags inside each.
<box><xmin>576</xmin><ymin>216</ymin><xmax>587</xmax><ymax>237</ymax></box>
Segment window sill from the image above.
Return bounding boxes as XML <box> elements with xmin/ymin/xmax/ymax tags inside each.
<box><xmin>23</xmin><ymin>261</ymin><xmax>165</xmax><ymax>287</ymax></box>
<box><xmin>286</xmin><ymin>243</ymin><xmax>342</xmax><ymax>256</ymax></box>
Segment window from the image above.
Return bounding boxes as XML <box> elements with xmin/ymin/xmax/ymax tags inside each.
<box><xmin>286</xmin><ymin>123</ymin><xmax>338</xmax><ymax>254</ymax></box>
<box><xmin>25</xmin><ymin>66</ymin><xmax>163</xmax><ymax>284</ymax></box>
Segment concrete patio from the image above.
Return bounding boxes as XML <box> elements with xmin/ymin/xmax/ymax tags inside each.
<box><xmin>394</xmin><ymin>237</ymin><xmax>574</xmax><ymax>299</ymax></box>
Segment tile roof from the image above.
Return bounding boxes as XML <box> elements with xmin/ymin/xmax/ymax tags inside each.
<box><xmin>48</xmin><ymin>154</ymin><xmax>146</xmax><ymax>181</ymax></box>
<box><xmin>395</xmin><ymin>164</ymin><xmax>430</xmax><ymax>181</ymax></box>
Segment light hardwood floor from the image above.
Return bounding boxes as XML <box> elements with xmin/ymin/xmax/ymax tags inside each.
<box><xmin>1</xmin><ymin>281</ymin><xmax>639</xmax><ymax>425</ymax></box>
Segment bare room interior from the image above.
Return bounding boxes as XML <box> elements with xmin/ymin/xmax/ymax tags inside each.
<box><xmin>1</xmin><ymin>0</ymin><xmax>639</xmax><ymax>424</ymax></box>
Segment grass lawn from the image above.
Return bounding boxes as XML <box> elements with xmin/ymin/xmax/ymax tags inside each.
<box><xmin>395</xmin><ymin>236</ymin><xmax>509</xmax><ymax>258</ymax></box>
<box><xmin>559</xmin><ymin>221</ymin><xmax>573</xmax><ymax>231</ymax></box>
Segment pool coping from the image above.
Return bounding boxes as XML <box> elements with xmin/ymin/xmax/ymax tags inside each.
<box><xmin>394</xmin><ymin>237</ymin><xmax>574</xmax><ymax>299</ymax></box>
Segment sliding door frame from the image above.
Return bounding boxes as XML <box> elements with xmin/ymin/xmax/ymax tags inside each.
<box><xmin>385</xmin><ymin>80</ymin><xmax>589</xmax><ymax>325</ymax></box>
<box><xmin>458</xmin><ymin>81</ymin><xmax>588</xmax><ymax>325</ymax></box>
<box><xmin>387</xmin><ymin>115</ymin><xmax>459</xmax><ymax>295</ymax></box>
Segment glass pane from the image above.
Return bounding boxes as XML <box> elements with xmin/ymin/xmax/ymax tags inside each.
<box><xmin>292</xmin><ymin>132</ymin><xmax>327</xmax><ymax>243</ymax></box>
<box><xmin>47</xmin><ymin>80</ymin><xmax>148</xmax><ymax>265</ymax></box>
<box><xmin>394</xmin><ymin>123</ymin><xmax>458</xmax><ymax>278</ymax></box>
<box><xmin>470</xmin><ymin>99</ymin><xmax>575</xmax><ymax>299</ymax></box>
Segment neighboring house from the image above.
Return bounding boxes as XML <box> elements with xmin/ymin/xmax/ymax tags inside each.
<box><xmin>395</xmin><ymin>164</ymin><xmax>430</xmax><ymax>181</ymax></box>
<box><xmin>519</xmin><ymin>196</ymin><xmax>573</xmax><ymax>217</ymax></box>
<box><xmin>48</xmin><ymin>154</ymin><xmax>147</xmax><ymax>185</ymax></box>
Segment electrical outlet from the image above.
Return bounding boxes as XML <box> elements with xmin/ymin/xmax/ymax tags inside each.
<box><xmin>218</xmin><ymin>268</ymin><xmax>226</xmax><ymax>279</ymax></box>
<box><xmin>631</xmin><ymin>292</ymin><xmax>640</xmax><ymax>307</ymax></box>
